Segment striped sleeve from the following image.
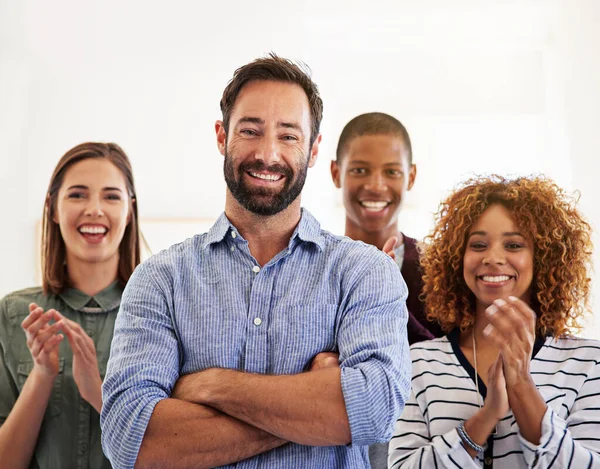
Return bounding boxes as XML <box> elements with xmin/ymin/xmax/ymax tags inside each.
<box><xmin>339</xmin><ymin>255</ymin><xmax>412</xmax><ymax>445</ymax></box>
<box><xmin>518</xmin><ymin>357</ymin><xmax>600</xmax><ymax>468</ymax></box>
<box><xmin>100</xmin><ymin>260</ymin><xmax>180</xmax><ymax>469</ymax></box>
<box><xmin>388</xmin><ymin>389</ymin><xmax>481</xmax><ymax>469</ymax></box>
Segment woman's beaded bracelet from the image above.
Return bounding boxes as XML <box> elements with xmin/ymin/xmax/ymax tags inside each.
<box><xmin>457</xmin><ymin>420</ymin><xmax>486</xmax><ymax>453</ymax></box>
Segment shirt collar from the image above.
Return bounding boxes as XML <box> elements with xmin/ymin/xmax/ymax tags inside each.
<box><xmin>202</xmin><ymin>209</ymin><xmax>324</xmax><ymax>251</ymax></box>
<box><xmin>59</xmin><ymin>281</ymin><xmax>123</xmax><ymax>313</ymax></box>
<box><xmin>202</xmin><ymin>213</ymin><xmax>233</xmax><ymax>249</ymax></box>
<box><xmin>291</xmin><ymin>208</ymin><xmax>324</xmax><ymax>251</ymax></box>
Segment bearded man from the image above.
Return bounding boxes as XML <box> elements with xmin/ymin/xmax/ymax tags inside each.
<box><xmin>101</xmin><ymin>54</ymin><xmax>411</xmax><ymax>469</ymax></box>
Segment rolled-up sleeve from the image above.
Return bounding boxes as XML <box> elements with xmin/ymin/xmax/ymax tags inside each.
<box><xmin>101</xmin><ymin>260</ymin><xmax>180</xmax><ymax>469</ymax></box>
<box><xmin>337</xmin><ymin>255</ymin><xmax>411</xmax><ymax>445</ymax></box>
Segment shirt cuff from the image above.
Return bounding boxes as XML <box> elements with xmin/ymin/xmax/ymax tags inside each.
<box><xmin>518</xmin><ymin>406</ymin><xmax>566</xmax><ymax>465</ymax></box>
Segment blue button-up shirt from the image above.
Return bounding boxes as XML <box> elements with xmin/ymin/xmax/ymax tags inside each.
<box><xmin>101</xmin><ymin>209</ymin><xmax>411</xmax><ymax>469</ymax></box>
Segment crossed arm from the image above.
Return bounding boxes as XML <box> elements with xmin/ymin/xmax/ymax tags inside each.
<box><xmin>134</xmin><ymin>353</ymin><xmax>347</xmax><ymax>469</ymax></box>
<box><xmin>102</xmin><ymin>257</ymin><xmax>409</xmax><ymax>469</ymax></box>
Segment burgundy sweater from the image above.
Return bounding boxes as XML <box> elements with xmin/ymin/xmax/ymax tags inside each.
<box><xmin>400</xmin><ymin>234</ymin><xmax>444</xmax><ymax>343</ymax></box>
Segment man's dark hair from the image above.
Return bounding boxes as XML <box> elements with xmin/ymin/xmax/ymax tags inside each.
<box><xmin>220</xmin><ymin>53</ymin><xmax>323</xmax><ymax>146</ymax></box>
<box><xmin>335</xmin><ymin>112</ymin><xmax>413</xmax><ymax>164</ymax></box>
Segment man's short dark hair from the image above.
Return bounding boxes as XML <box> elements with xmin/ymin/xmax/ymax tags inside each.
<box><xmin>335</xmin><ymin>112</ymin><xmax>413</xmax><ymax>164</ymax></box>
<box><xmin>220</xmin><ymin>53</ymin><xmax>323</xmax><ymax>146</ymax></box>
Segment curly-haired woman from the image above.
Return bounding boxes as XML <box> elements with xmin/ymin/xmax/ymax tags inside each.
<box><xmin>388</xmin><ymin>176</ymin><xmax>600</xmax><ymax>469</ymax></box>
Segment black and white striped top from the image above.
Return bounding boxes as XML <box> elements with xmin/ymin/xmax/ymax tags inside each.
<box><xmin>389</xmin><ymin>330</ymin><xmax>600</xmax><ymax>468</ymax></box>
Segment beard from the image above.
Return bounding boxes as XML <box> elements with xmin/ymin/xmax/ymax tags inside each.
<box><xmin>223</xmin><ymin>149</ymin><xmax>309</xmax><ymax>216</ymax></box>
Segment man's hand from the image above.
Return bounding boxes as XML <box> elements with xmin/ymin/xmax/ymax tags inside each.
<box><xmin>382</xmin><ymin>236</ymin><xmax>398</xmax><ymax>260</ymax></box>
<box><xmin>171</xmin><ymin>365</ymin><xmax>350</xmax><ymax>446</ymax></box>
<box><xmin>172</xmin><ymin>369</ymin><xmax>216</xmax><ymax>405</ymax></box>
<box><xmin>309</xmin><ymin>352</ymin><xmax>340</xmax><ymax>372</ymax></box>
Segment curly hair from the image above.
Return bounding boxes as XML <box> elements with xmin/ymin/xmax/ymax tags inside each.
<box><xmin>421</xmin><ymin>175</ymin><xmax>592</xmax><ymax>338</ymax></box>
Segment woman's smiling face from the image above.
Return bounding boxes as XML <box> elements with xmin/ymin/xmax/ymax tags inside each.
<box><xmin>53</xmin><ymin>158</ymin><xmax>131</xmax><ymax>269</ymax></box>
<box><xmin>463</xmin><ymin>204</ymin><xmax>534</xmax><ymax>310</ymax></box>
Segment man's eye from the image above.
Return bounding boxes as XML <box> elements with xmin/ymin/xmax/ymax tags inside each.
<box><xmin>349</xmin><ymin>168</ymin><xmax>366</xmax><ymax>175</ymax></box>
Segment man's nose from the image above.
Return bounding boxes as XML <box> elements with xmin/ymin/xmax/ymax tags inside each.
<box><xmin>364</xmin><ymin>172</ymin><xmax>387</xmax><ymax>192</ymax></box>
<box><xmin>254</xmin><ymin>134</ymin><xmax>281</xmax><ymax>166</ymax></box>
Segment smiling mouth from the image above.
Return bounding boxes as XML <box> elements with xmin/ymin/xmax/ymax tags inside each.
<box><xmin>478</xmin><ymin>275</ymin><xmax>514</xmax><ymax>283</ymax></box>
<box><xmin>78</xmin><ymin>225</ymin><xmax>108</xmax><ymax>235</ymax></box>
<box><xmin>77</xmin><ymin>225</ymin><xmax>108</xmax><ymax>244</ymax></box>
<box><xmin>359</xmin><ymin>201</ymin><xmax>391</xmax><ymax>212</ymax></box>
<box><xmin>248</xmin><ymin>171</ymin><xmax>284</xmax><ymax>182</ymax></box>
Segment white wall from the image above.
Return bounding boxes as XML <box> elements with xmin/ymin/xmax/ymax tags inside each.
<box><xmin>1</xmin><ymin>0</ymin><xmax>599</xmax><ymax>337</ymax></box>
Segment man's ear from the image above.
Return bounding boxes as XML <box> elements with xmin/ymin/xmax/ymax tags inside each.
<box><xmin>307</xmin><ymin>134</ymin><xmax>322</xmax><ymax>168</ymax></box>
<box><xmin>330</xmin><ymin>160</ymin><xmax>342</xmax><ymax>188</ymax></box>
<box><xmin>407</xmin><ymin>164</ymin><xmax>417</xmax><ymax>191</ymax></box>
<box><xmin>215</xmin><ymin>120</ymin><xmax>227</xmax><ymax>156</ymax></box>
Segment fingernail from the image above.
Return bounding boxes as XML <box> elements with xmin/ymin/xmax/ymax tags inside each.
<box><xmin>508</xmin><ymin>296</ymin><xmax>518</xmax><ymax>302</ymax></box>
<box><xmin>486</xmin><ymin>305</ymin><xmax>498</xmax><ymax>316</ymax></box>
<box><xmin>494</xmin><ymin>299</ymin><xmax>506</xmax><ymax>307</ymax></box>
<box><xmin>483</xmin><ymin>324</ymin><xmax>494</xmax><ymax>336</ymax></box>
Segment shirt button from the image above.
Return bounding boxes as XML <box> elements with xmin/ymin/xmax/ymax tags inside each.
<box><xmin>484</xmin><ymin>457</ymin><xmax>492</xmax><ymax>466</ymax></box>
<box><xmin>252</xmin><ymin>265</ymin><xmax>260</xmax><ymax>273</ymax></box>
<box><xmin>253</xmin><ymin>317</ymin><xmax>262</xmax><ymax>326</ymax></box>
<box><xmin>231</xmin><ymin>231</ymin><xmax>237</xmax><ymax>238</ymax></box>
<box><xmin>230</xmin><ymin>246</ymin><xmax>235</xmax><ymax>252</ymax></box>
<box><xmin>87</xmin><ymin>329</ymin><xmax>95</xmax><ymax>338</ymax></box>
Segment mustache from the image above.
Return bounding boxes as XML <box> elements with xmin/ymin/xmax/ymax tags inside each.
<box><xmin>239</xmin><ymin>161</ymin><xmax>293</xmax><ymax>179</ymax></box>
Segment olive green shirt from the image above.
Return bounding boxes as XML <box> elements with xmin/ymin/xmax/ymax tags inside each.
<box><xmin>0</xmin><ymin>283</ymin><xmax>122</xmax><ymax>469</ymax></box>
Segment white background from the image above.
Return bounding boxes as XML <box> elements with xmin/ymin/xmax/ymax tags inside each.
<box><xmin>1</xmin><ymin>0</ymin><xmax>599</xmax><ymax>337</ymax></box>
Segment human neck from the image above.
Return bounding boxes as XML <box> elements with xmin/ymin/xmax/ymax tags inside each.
<box><xmin>225</xmin><ymin>193</ymin><xmax>301</xmax><ymax>266</ymax></box>
<box><xmin>344</xmin><ymin>219</ymin><xmax>402</xmax><ymax>251</ymax></box>
<box><xmin>66</xmin><ymin>255</ymin><xmax>119</xmax><ymax>297</ymax></box>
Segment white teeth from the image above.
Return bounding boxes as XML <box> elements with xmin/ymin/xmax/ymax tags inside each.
<box><xmin>481</xmin><ymin>275</ymin><xmax>511</xmax><ymax>283</ymax></box>
<box><xmin>250</xmin><ymin>172</ymin><xmax>281</xmax><ymax>181</ymax></box>
<box><xmin>79</xmin><ymin>226</ymin><xmax>107</xmax><ymax>235</ymax></box>
<box><xmin>360</xmin><ymin>201</ymin><xmax>389</xmax><ymax>210</ymax></box>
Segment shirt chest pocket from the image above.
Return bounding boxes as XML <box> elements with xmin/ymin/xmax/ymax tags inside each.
<box><xmin>271</xmin><ymin>303</ymin><xmax>338</xmax><ymax>374</ymax></box>
<box><xmin>17</xmin><ymin>358</ymin><xmax>65</xmax><ymax>419</ymax></box>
